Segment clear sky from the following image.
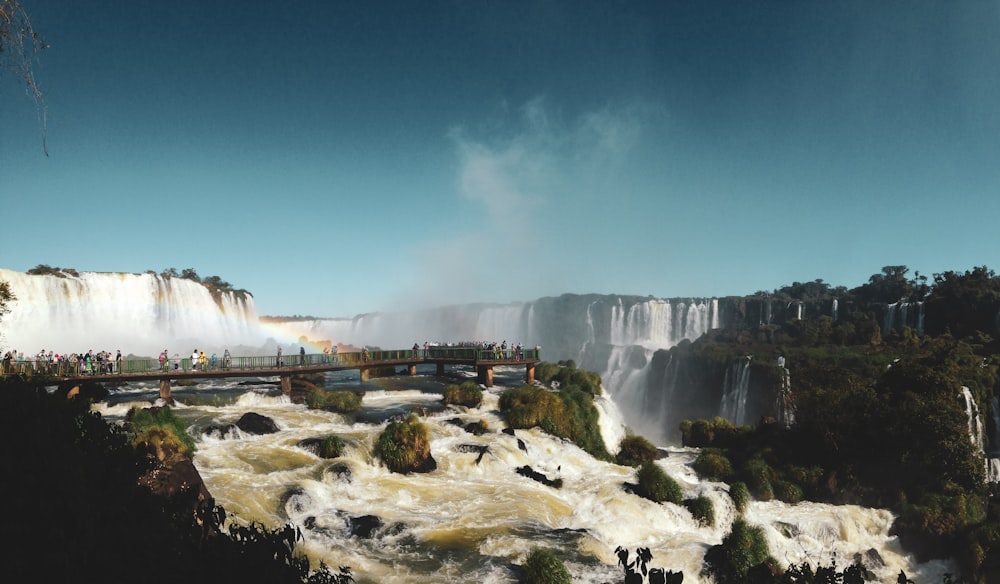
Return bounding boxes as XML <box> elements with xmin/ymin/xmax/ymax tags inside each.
<box><xmin>2</xmin><ymin>1</ymin><xmax>999</xmax><ymax>317</ymax></box>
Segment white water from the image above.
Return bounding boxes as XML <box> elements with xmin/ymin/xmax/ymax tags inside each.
<box><xmin>0</xmin><ymin>270</ymin><xmax>962</xmax><ymax>581</ymax></box>
<box><xmin>92</xmin><ymin>373</ymin><xmax>953</xmax><ymax>583</ymax></box>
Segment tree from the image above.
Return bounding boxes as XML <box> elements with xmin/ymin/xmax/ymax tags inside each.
<box><xmin>1</xmin><ymin>0</ymin><xmax>48</xmax><ymax>154</ymax></box>
<box><xmin>180</xmin><ymin>268</ymin><xmax>201</xmax><ymax>282</ymax></box>
<box><xmin>0</xmin><ymin>278</ymin><xmax>14</xmax><ymax>323</ymax></box>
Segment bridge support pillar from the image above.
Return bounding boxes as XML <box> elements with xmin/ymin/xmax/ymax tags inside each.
<box><xmin>360</xmin><ymin>368</ymin><xmax>370</xmax><ymax>382</ymax></box>
<box><xmin>280</xmin><ymin>376</ymin><xmax>291</xmax><ymax>395</ymax></box>
<box><xmin>526</xmin><ymin>363</ymin><xmax>535</xmax><ymax>385</ymax></box>
<box><xmin>408</xmin><ymin>364</ymin><xmax>417</xmax><ymax>376</ymax></box>
<box><xmin>159</xmin><ymin>379</ymin><xmax>172</xmax><ymax>401</ymax></box>
<box><xmin>477</xmin><ymin>365</ymin><xmax>494</xmax><ymax>387</ymax></box>
<box><xmin>436</xmin><ymin>363</ymin><xmax>445</xmax><ymax>376</ymax></box>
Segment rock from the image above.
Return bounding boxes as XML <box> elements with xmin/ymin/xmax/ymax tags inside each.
<box><xmin>203</xmin><ymin>423</ymin><xmax>239</xmax><ymax>439</ymax></box>
<box><xmin>516</xmin><ymin>465</ymin><xmax>562</xmax><ymax>488</ymax></box>
<box><xmin>456</xmin><ymin>443</ymin><xmax>490</xmax><ymax>464</ymax></box>
<box><xmin>349</xmin><ymin>515</ymin><xmax>384</xmax><ymax>538</ymax></box>
<box><xmin>324</xmin><ymin>462</ymin><xmax>353</xmax><ymax>482</ymax></box>
<box><xmin>235</xmin><ymin>412</ymin><xmax>280</xmax><ymax>434</ymax></box>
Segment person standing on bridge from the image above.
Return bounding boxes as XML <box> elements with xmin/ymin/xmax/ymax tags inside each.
<box><xmin>299</xmin><ymin>346</ymin><xmax>306</xmax><ymax>367</ymax></box>
<box><xmin>277</xmin><ymin>346</ymin><xmax>283</xmax><ymax>367</ymax></box>
<box><xmin>159</xmin><ymin>350</ymin><xmax>167</xmax><ymax>371</ymax></box>
<box><xmin>191</xmin><ymin>349</ymin><xmax>199</xmax><ymax>371</ymax></box>
<box><xmin>223</xmin><ymin>348</ymin><xmax>231</xmax><ymax>370</ymax></box>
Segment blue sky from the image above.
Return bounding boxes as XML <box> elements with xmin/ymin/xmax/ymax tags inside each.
<box><xmin>2</xmin><ymin>1</ymin><xmax>999</xmax><ymax>317</ymax></box>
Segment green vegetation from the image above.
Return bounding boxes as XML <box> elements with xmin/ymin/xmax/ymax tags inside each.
<box><xmin>128</xmin><ymin>405</ymin><xmax>197</xmax><ymax>456</ymax></box>
<box><xmin>316</xmin><ymin>435</ymin><xmax>346</xmax><ymax>458</ymax></box>
<box><xmin>305</xmin><ymin>388</ymin><xmax>362</xmax><ymax>413</ymax></box>
<box><xmin>159</xmin><ymin>267</ymin><xmax>252</xmax><ymax>303</ymax></box>
<box><xmin>729</xmin><ymin>481</ymin><xmax>749</xmax><ymax>514</ymax></box>
<box><xmin>442</xmin><ymin>380</ymin><xmax>483</xmax><ymax>407</ymax></box>
<box><xmin>677</xmin><ymin>265</ymin><xmax>1000</xmax><ymax>581</ymax></box>
<box><xmin>691</xmin><ymin>448</ymin><xmax>734</xmax><ymax>482</ymax></box>
<box><xmin>615</xmin><ymin>434</ymin><xmax>659</xmax><ymax>467</ymax></box>
<box><xmin>499</xmin><ymin>371</ymin><xmax>611</xmax><ymax>461</ymax></box>
<box><xmin>634</xmin><ymin>462</ymin><xmax>682</xmax><ymax>505</ymax></box>
<box><xmin>520</xmin><ymin>548</ymin><xmax>572</xmax><ymax>584</ymax></box>
<box><xmin>685</xmin><ymin>494</ymin><xmax>715</xmax><ymax>527</ymax></box>
<box><xmin>534</xmin><ymin>359</ymin><xmax>602</xmax><ymax>396</ymax></box>
<box><xmin>701</xmin><ymin>518</ymin><xmax>774</xmax><ymax>583</ymax></box>
<box><xmin>374</xmin><ymin>413</ymin><xmax>434</xmax><ymax>474</ymax></box>
<box><xmin>0</xmin><ymin>278</ymin><xmax>13</xmax><ymax>323</ymax></box>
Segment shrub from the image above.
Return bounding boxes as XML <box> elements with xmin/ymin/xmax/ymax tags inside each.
<box><xmin>499</xmin><ymin>381</ymin><xmax>611</xmax><ymax>461</ymax></box>
<box><xmin>317</xmin><ymin>435</ymin><xmax>345</xmax><ymax>458</ymax></box>
<box><xmin>773</xmin><ymin>479</ymin><xmax>804</xmax><ymax>504</ymax></box>
<box><xmin>686</xmin><ymin>494</ymin><xmax>715</xmax><ymax>527</ymax></box>
<box><xmin>554</xmin><ymin>366</ymin><xmax>602</xmax><ymax>396</ymax></box>
<box><xmin>500</xmin><ymin>385</ymin><xmax>567</xmax><ymax>431</ymax></box>
<box><xmin>442</xmin><ymin>380</ymin><xmax>483</xmax><ymax>407</ymax></box>
<box><xmin>634</xmin><ymin>462</ymin><xmax>682</xmax><ymax>505</ymax></box>
<box><xmin>521</xmin><ymin>548</ymin><xmax>571</xmax><ymax>584</ymax></box>
<box><xmin>730</xmin><ymin>481</ymin><xmax>749</xmax><ymax>514</ymax></box>
<box><xmin>306</xmin><ymin>389</ymin><xmax>362</xmax><ymax>413</ymax></box>
<box><xmin>374</xmin><ymin>414</ymin><xmax>434</xmax><ymax>474</ymax></box>
<box><xmin>692</xmin><ymin>448</ymin><xmax>734</xmax><ymax>481</ymax></box>
<box><xmin>745</xmin><ymin>458</ymin><xmax>774</xmax><ymax>501</ymax></box>
<box><xmin>128</xmin><ymin>406</ymin><xmax>196</xmax><ymax>456</ymax></box>
<box><xmin>534</xmin><ymin>361</ymin><xmax>563</xmax><ymax>384</ymax></box>
<box><xmin>702</xmin><ymin>518</ymin><xmax>774</xmax><ymax>583</ymax></box>
<box><xmin>616</xmin><ymin>435</ymin><xmax>659</xmax><ymax>467</ymax></box>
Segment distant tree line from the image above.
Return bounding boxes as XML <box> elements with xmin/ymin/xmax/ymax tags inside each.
<box><xmin>22</xmin><ymin>265</ymin><xmax>252</xmax><ymax>303</ymax></box>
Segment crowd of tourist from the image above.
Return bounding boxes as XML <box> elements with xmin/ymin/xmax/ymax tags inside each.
<box><xmin>1</xmin><ymin>341</ymin><xmax>539</xmax><ymax>377</ymax></box>
<box><xmin>1</xmin><ymin>348</ymin><xmax>124</xmax><ymax>376</ymax></box>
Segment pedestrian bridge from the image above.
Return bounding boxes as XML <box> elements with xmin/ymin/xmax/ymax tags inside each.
<box><xmin>19</xmin><ymin>347</ymin><xmax>541</xmax><ymax>401</ymax></box>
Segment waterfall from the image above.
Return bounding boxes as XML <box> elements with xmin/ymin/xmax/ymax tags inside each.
<box><xmin>882</xmin><ymin>301</ymin><xmax>925</xmax><ymax>337</ymax></box>
<box><xmin>0</xmin><ymin>268</ymin><xmax>268</xmax><ymax>357</ymax></box>
<box><xmin>776</xmin><ymin>362</ymin><xmax>795</xmax><ymax>427</ymax></box>
<box><xmin>959</xmin><ymin>387</ymin><xmax>1000</xmax><ymax>483</ymax></box>
<box><xmin>719</xmin><ymin>356</ymin><xmax>752</xmax><ymax>426</ymax></box>
<box><xmin>832</xmin><ymin>298</ymin><xmax>839</xmax><ymax>321</ymax></box>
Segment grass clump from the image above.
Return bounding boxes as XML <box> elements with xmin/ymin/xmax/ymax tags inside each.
<box><xmin>128</xmin><ymin>406</ymin><xmax>196</xmax><ymax>457</ymax></box>
<box><xmin>317</xmin><ymin>435</ymin><xmax>345</xmax><ymax>458</ymax></box>
<box><xmin>499</xmin><ymin>384</ymin><xmax>610</xmax><ymax>461</ymax></box>
<box><xmin>634</xmin><ymin>462</ymin><xmax>682</xmax><ymax>505</ymax></box>
<box><xmin>685</xmin><ymin>494</ymin><xmax>715</xmax><ymax>527</ymax></box>
<box><xmin>442</xmin><ymin>380</ymin><xmax>483</xmax><ymax>407</ymax></box>
<box><xmin>305</xmin><ymin>388</ymin><xmax>362</xmax><ymax>413</ymax></box>
<box><xmin>374</xmin><ymin>413</ymin><xmax>434</xmax><ymax>474</ymax></box>
<box><xmin>692</xmin><ymin>448</ymin><xmax>734</xmax><ymax>481</ymax></box>
<box><xmin>702</xmin><ymin>518</ymin><xmax>775</xmax><ymax>583</ymax></box>
<box><xmin>521</xmin><ymin>548</ymin><xmax>572</xmax><ymax>584</ymax></box>
<box><xmin>615</xmin><ymin>434</ymin><xmax>659</xmax><ymax>467</ymax></box>
<box><xmin>730</xmin><ymin>481</ymin><xmax>749</xmax><ymax>514</ymax></box>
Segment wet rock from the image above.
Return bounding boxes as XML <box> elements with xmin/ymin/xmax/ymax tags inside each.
<box><xmin>202</xmin><ymin>423</ymin><xmax>239</xmax><ymax>439</ymax></box>
<box><xmin>325</xmin><ymin>462</ymin><xmax>353</xmax><ymax>482</ymax></box>
<box><xmin>516</xmin><ymin>465</ymin><xmax>562</xmax><ymax>488</ymax></box>
<box><xmin>236</xmin><ymin>412</ymin><xmax>280</xmax><ymax>435</ymax></box>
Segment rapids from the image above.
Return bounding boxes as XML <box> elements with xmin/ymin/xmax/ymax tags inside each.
<box><xmin>93</xmin><ymin>367</ymin><xmax>953</xmax><ymax>583</ymax></box>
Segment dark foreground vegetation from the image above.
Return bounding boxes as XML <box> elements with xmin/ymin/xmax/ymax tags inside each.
<box><xmin>0</xmin><ymin>376</ymin><xmax>351</xmax><ymax>584</ymax></box>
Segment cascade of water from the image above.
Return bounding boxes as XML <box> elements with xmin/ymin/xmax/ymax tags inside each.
<box><xmin>832</xmin><ymin>298</ymin><xmax>839</xmax><ymax>321</ymax></box>
<box><xmin>776</xmin><ymin>363</ymin><xmax>795</xmax><ymax>427</ymax></box>
<box><xmin>719</xmin><ymin>356</ymin><xmax>752</xmax><ymax>426</ymax></box>
<box><xmin>960</xmin><ymin>387</ymin><xmax>1000</xmax><ymax>483</ymax></box>
<box><xmin>0</xmin><ymin>268</ymin><xmax>268</xmax><ymax>357</ymax></box>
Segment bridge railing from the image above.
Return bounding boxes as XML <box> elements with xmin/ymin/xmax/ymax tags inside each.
<box><xmin>2</xmin><ymin>347</ymin><xmax>542</xmax><ymax>379</ymax></box>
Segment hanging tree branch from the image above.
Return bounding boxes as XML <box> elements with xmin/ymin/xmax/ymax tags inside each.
<box><xmin>1</xmin><ymin>0</ymin><xmax>49</xmax><ymax>155</ymax></box>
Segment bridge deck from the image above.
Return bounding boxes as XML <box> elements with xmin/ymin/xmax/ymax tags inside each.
<box><xmin>6</xmin><ymin>348</ymin><xmax>540</xmax><ymax>388</ymax></box>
